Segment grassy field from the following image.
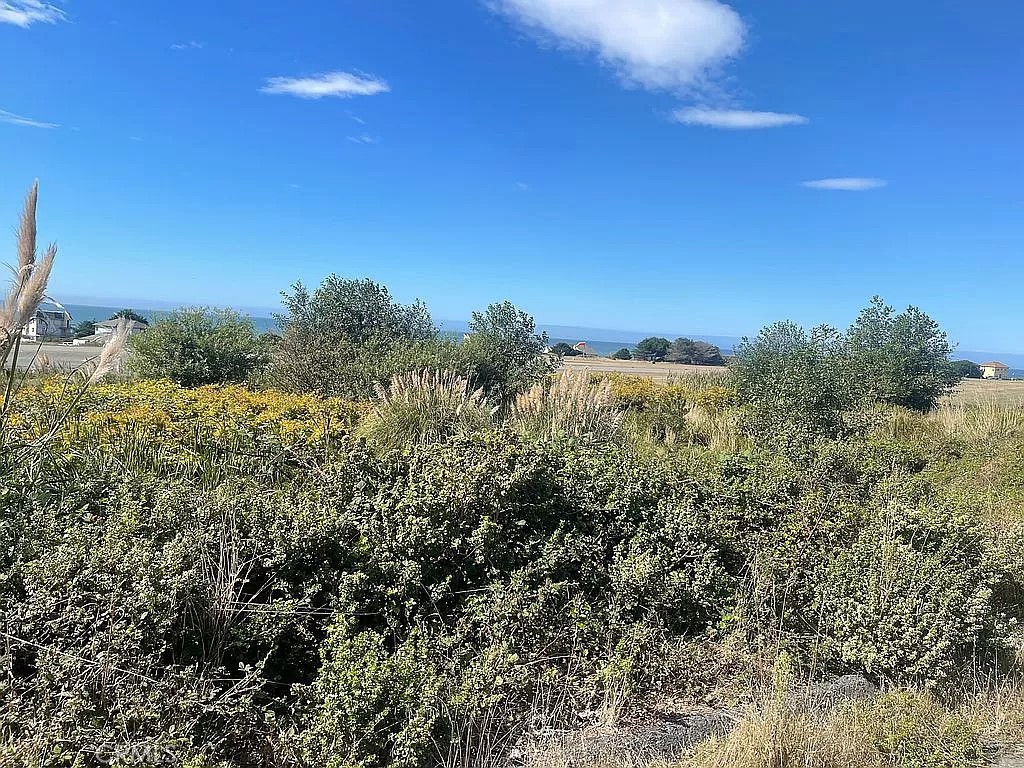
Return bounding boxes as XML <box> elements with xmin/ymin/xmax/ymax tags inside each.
<box><xmin>562</xmin><ymin>356</ymin><xmax>728</xmax><ymax>383</ymax></box>
<box><xmin>564</xmin><ymin>357</ymin><xmax>1024</xmax><ymax>406</ymax></box>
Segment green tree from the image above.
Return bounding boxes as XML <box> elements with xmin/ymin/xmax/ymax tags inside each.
<box><xmin>635</xmin><ymin>337</ymin><xmax>671</xmax><ymax>360</ymax></box>
<box><xmin>271</xmin><ymin>276</ymin><xmax>438</xmax><ymax>397</ymax></box>
<box><xmin>128</xmin><ymin>307</ymin><xmax>268</xmax><ymax>387</ymax></box>
<box><xmin>846</xmin><ymin>296</ymin><xmax>956</xmax><ymax>412</ymax></box>
<box><xmin>72</xmin><ymin>320</ymin><xmax>96</xmax><ymax>338</ymax></box>
<box><xmin>667</xmin><ymin>338</ymin><xmax>725</xmax><ymax>366</ymax></box>
<box><xmin>110</xmin><ymin>308</ymin><xmax>149</xmax><ymax>325</ymax></box>
<box><xmin>729</xmin><ymin>321</ymin><xmax>855</xmax><ymax>443</ymax></box>
<box><xmin>277</xmin><ymin>276</ymin><xmax>435</xmax><ymax>347</ymax></box>
<box><xmin>550</xmin><ymin>342</ymin><xmax>582</xmax><ymax>357</ymax></box>
<box><xmin>611</xmin><ymin>347</ymin><xmax>632</xmax><ymax>360</ymax></box>
<box><xmin>947</xmin><ymin>360</ymin><xmax>982</xmax><ymax>380</ymax></box>
<box><xmin>462</xmin><ymin>301</ymin><xmax>555</xmax><ymax>400</ymax></box>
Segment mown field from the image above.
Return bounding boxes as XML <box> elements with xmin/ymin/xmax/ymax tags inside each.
<box><xmin>566</xmin><ymin>357</ymin><xmax>1024</xmax><ymax>406</ymax></box>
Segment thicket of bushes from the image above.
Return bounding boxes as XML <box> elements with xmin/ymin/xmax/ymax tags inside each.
<box><xmin>3</xmin><ymin>187</ymin><xmax>1021</xmax><ymax>767</ymax></box>
<box><xmin>2</xmin><ymin>371</ymin><xmax>1023</xmax><ymax>766</ymax></box>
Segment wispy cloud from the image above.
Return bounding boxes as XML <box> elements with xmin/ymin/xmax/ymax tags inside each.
<box><xmin>0</xmin><ymin>108</ymin><xmax>59</xmax><ymax>128</ymax></box>
<box><xmin>802</xmin><ymin>178</ymin><xmax>887</xmax><ymax>191</ymax></box>
<box><xmin>261</xmin><ymin>71</ymin><xmax>390</xmax><ymax>99</ymax></box>
<box><xmin>673</xmin><ymin>107</ymin><xmax>808</xmax><ymax>129</ymax></box>
<box><xmin>488</xmin><ymin>0</ymin><xmax>745</xmax><ymax>92</ymax></box>
<box><xmin>171</xmin><ymin>40</ymin><xmax>204</xmax><ymax>50</ymax></box>
<box><xmin>0</xmin><ymin>0</ymin><xmax>64</xmax><ymax>27</ymax></box>
<box><xmin>346</xmin><ymin>134</ymin><xmax>378</xmax><ymax>145</ymax></box>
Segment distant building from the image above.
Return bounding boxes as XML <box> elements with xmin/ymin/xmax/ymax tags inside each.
<box><xmin>573</xmin><ymin>342</ymin><xmax>599</xmax><ymax>358</ymax></box>
<box><xmin>980</xmin><ymin>361</ymin><xmax>1010</xmax><ymax>380</ymax></box>
<box><xmin>23</xmin><ymin>300</ymin><xmax>73</xmax><ymax>341</ymax></box>
<box><xmin>95</xmin><ymin>318</ymin><xmax>148</xmax><ymax>335</ymax></box>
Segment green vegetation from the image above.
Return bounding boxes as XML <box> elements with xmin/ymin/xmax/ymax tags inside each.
<box><xmin>667</xmin><ymin>337</ymin><xmax>724</xmax><ymax>366</ymax></box>
<box><xmin>2</xmin><ymin>183</ymin><xmax>1023</xmax><ymax>768</ymax></box>
<box><xmin>110</xmin><ymin>308</ymin><xmax>150</xmax><ymax>325</ymax></box>
<box><xmin>948</xmin><ymin>359</ymin><xmax>983</xmax><ymax>380</ymax></box>
<box><xmin>635</xmin><ymin>336</ymin><xmax>671</xmax><ymax>359</ymax></box>
<box><xmin>611</xmin><ymin>347</ymin><xmax>632</xmax><ymax>360</ymax></box>
<box><xmin>551</xmin><ymin>342</ymin><xmax>582</xmax><ymax>357</ymax></box>
<box><xmin>71</xmin><ymin>319</ymin><xmax>96</xmax><ymax>338</ymax></box>
<box><xmin>127</xmin><ymin>306</ymin><xmax>269</xmax><ymax>387</ymax></box>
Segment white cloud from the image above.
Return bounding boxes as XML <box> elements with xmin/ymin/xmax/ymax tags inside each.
<box><xmin>0</xmin><ymin>0</ymin><xmax>63</xmax><ymax>27</ymax></box>
<box><xmin>0</xmin><ymin>108</ymin><xmax>58</xmax><ymax>128</ymax></box>
<box><xmin>171</xmin><ymin>41</ymin><xmax>204</xmax><ymax>50</ymax></box>
<box><xmin>346</xmin><ymin>134</ymin><xmax>378</xmax><ymax>145</ymax></box>
<box><xmin>261</xmin><ymin>71</ymin><xmax>390</xmax><ymax>99</ymax></box>
<box><xmin>802</xmin><ymin>178</ymin><xmax>887</xmax><ymax>191</ymax></box>
<box><xmin>488</xmin><ymin>0</ymin><xmax>745</xmax><ymax>91</ymax></box>
<box><xmin>673</xmin><ymin>107</ymin><xmax>808</xmax><ymax>129</ymax></box>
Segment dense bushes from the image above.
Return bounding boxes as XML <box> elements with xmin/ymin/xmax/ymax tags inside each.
<box><xmin>128</xmin><ymin>307</ymin><xmax>269</xmax><ymax>387</ymax></box>
<box><xmin>2</xmin><ymin>377</ymin><xmax>1021</xmax><ymax>765</ymax></box>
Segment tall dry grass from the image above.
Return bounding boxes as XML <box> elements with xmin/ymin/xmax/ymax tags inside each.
<box><xmin>512</xmin><ymin>371</ymin><xmax>623</xmax><ymax>442</ymax></box>
<box><xmin>1</xmin><ymin>181</ymin><xmax>130</xmax><ymax>438</ymax></box>
<box><xmin>357</xmin><ymin>368</ymin><xmax>495</xmax><ymax>451</ymax></box>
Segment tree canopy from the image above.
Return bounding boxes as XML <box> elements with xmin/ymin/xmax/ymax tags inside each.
<box><xmin>462</xmin><ymin>301</ymin><xmax>555</xmax><ymax>400</ymax></box>
<box><xmin>611</xmin><ymin>348</ymin><xmax>632</xmax><ymax>360</ymax></box>
<box><xmin>277</xmin><ymin>276</ymin><xmax>435</xmax><ymax>347</ymax></box>
<box><xmin>947</xmin><ymin>360</ymin><xmax>982</xmax><ymax>380</ymax></box>
<box><xmin>635</xmin><ymin>337</ymin><xmax>671</xmax><ymax>360</ymax></box>
<box><xmin>110</xmin><ymin>308</ymin><xmax>149</xmax><ymax>325</ymax></box>
<box><xmin>550</xmin><ymin>342</ymin><xmax>582</xmax><ymax>357</ymax></box>
<box><xmin>667</xmin><ymin>338</ymin><xmax>724</xmax><ymax>366</ymax></box>
<box><xmin>846</xmin><ymin>296</ymin><xmax>957</xmax><ymax>411</ymax></box>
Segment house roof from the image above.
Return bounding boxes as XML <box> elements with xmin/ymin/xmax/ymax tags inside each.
<box><xmin>97</xmin><ymin>318</ymin><xmax>148</xmax><ymax>330</ymax></box>
<box><xmin>36</xmin><ymin>300</ymin><xmax>71</xmax><ymax>315</ymax></box>
<box><xmin>980</xmin><ymin>362</ymin><xmax>1009</xmax><ymax>368</ymax></box>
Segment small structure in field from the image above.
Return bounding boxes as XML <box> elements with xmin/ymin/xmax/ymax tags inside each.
<box><xmin>980</xmin><ymin>361</ymin><xmax>1010</xmax><ymax>380</ymax></box>
<box><xmin>24</xmin><ymin>300</ymin><xmax>73</xmax><ymax>341</ymax></box>
<box><xmin>573</xmin><ymin>342</ymin><xmax>599</xmax><ymax>358</ymax></box>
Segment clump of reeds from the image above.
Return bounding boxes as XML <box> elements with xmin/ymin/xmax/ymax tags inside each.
<box><xmin>1</xmin><ymin>182</ymin><xmax>56</xmax><ymax>370</ymax></box>
<box><xmin>931</xmin><ymin>400</ymin><xmax>1024</xmax><ymax>441</ymax></box>
<box><xmin>1</xmin><ymin>181</ymin><xmax>130</xmax><ymax>435</ymax></box>
<box><xmin>511</xmin><ymin>371</ymin><xmax>623</xmax><ymax>442</ymax></box>
<box><xmin>356</xmin><ymin>368</ymin><xmax>495</xmax><ymax>451</ymax></box>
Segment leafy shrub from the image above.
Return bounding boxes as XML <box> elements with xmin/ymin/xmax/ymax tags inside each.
<box><xmin>461</xmin><ymin>301</ymin><xmax>556</xmax><ymax>401</ymax></box>
<box><xmin>128</xmin><ymin>307</ymin><xmax>268</xmax><ymax>387</ymax></box>
<box><xmin>847</xmin><ymin>296</ymin><xmax>957</xmax><ymax>412</ymax></box>
<box><xmin>611</xmin><ymin>347</ymin><xmax>632</xmax><ymax>360</ymax></box>
<box><xmin>819</xmin><ymin>503</ymin><xmax>995</xmax><ymax>685</ymax></box>
<box><xmin>270</xmin><ymin>276</ymin><xmax>438</xmax><ymax>398</ymax></box>
<box><xmin>729</xmin><ymin>321</ymin><xmax>855</xmax><ymax>444</ymax></box>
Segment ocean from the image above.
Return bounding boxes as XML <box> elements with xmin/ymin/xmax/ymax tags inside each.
<box><xmin>61</xmin><ymin>305</ymin><xmax>734</xmax><ymax>356</ymax></box>
<box><xmin>58</xmin><ymin>304</ymin><xmax>1022</xmax><ymax>373</ymax></box>
<box><xmin>63</xmin><ymin>304</ymin><xmax>280</xmax><ymax>334</ymax></box>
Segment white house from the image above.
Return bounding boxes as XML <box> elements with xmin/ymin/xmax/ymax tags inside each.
<box><xmin>980</xmin><ymin>361</ymin><xmax>1010</xmax><ymax>380</ymax></box>
<box><xmin>23</xmin><ymin>300</ymin><xmax>73</xmax><ymax>341</ymax></box>
<box><xmin>95</xmin><ymin>318</ymin><xmax>148</xmax><ymax>335</ymax></box>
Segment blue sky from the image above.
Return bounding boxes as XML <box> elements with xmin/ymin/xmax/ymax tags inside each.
<box><xmin>2</xmin><ymin>0</ymin><xmax>1023</xmax><ymax>350</ymax></box>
